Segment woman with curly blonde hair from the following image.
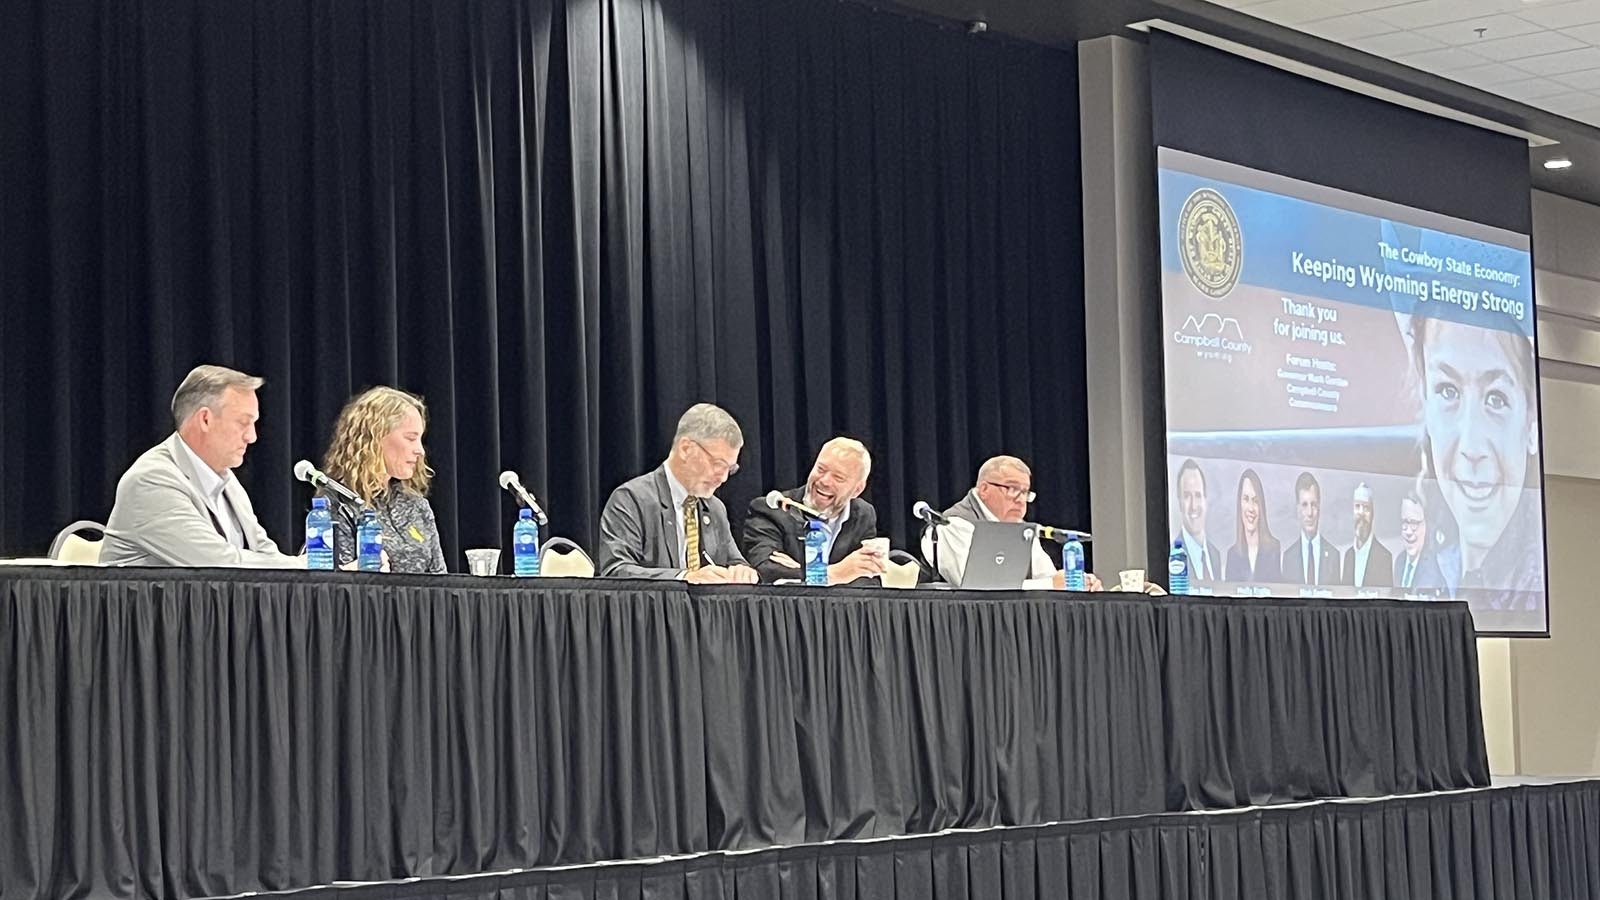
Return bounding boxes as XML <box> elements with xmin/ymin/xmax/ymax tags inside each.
<box><xmin>320</xmin><ymin>386</ymin><xmax>447</xmax><ymax>573</ymax></box>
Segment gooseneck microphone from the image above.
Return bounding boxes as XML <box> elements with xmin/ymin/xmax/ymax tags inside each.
<box><xmin>765</xmin><ymin>490</ymin><xmax>824</xmax><ymax>519</ymax></box>
<box><xmin>293</xmin><ymin>460</ymin><xmax>361</xmax><ymax>504</ymax></box>
<box><xmin>498</xmin><ymin>471</ymin><xmax>550</xmax><ymax>526</ymax></box>
<box><xmin>1038</xmin><ymin>525</ymin><xmax>1091</xmax><ymax>543</ymax></box>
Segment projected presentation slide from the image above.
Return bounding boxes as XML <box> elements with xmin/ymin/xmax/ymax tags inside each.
<box><xmin>1157</xmin><ymin>147</ymin><xmax>1547</xmax><ymax>633</ymax></box>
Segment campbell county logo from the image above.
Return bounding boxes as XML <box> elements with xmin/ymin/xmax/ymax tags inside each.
<box><xmin>1173</xmin><ymin>313</ymin><xmax>1252</xmax><ymax>363</ymax></box>
<box><xmin>1178</xmin><ymin>188</ymin><xmax>1242</xmax><ymax>299</ymax></box>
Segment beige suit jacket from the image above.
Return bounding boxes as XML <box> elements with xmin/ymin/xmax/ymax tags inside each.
<box><xmin>100</xmin><ymin>433</ymin><xmax>304</xmax><ymax>569</ymax></box>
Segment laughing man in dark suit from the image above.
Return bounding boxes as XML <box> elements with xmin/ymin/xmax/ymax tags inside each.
<box><xmin>742</xmin><ymin>437</ymin><xmax>884</xmax><ymax>584</ymax></box>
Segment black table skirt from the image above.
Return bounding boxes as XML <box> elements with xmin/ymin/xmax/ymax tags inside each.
<box><xmin>0</xmin><ymin>568</ymin><xmax>1488</xmax><ymax>899</ymax></box>
<box><xmin>269</xmin><ymin>781</ymin><xmax>1600</xmax><ymax>900</ymax></box>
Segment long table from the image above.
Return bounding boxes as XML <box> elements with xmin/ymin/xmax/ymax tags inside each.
<box><xmin>0</xmin><ymin>568</ymin><xmax>1488</xmax><ymax>899</ymax></box>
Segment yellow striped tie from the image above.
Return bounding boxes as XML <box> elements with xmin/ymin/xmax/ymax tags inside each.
<box><xmin>683</xmin><ymin>496</ymin><xmax>702</xmax><ymax>571</ymax></box>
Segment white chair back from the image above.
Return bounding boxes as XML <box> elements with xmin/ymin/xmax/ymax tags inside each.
<box><xmin>539</xmin><ymin>537</ymin><xmax>595</xmax><ymax>578</ymax></box>
<box><xmin>48</xmin><ymin>521</ymin><xmax>106</xmax><ymax>565</ymax></box>
<box><xmin>881</xmin><ymin>550</ymin><xmax>921</xmax><ymax>589</ymax></box>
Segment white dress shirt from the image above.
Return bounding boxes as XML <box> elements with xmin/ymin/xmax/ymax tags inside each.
<box><xmin>663</xmin><ymin>462</ymin><xmax>692</xmax><ymax>568</ymax></box>
<box><xmin>921</xmin><ymin>493</ymin><xmax>1057</xmax><ymax>589</ymax></box>
<box><xmin>175</xmin><ymin>437</ymin><xmax>244</xmax><ymax>548</ymax></box>
<box><xmin>1350</xmin><ymin>534</ymin><xmax>1373</xmax><ymax>587</ymax></box>
<box><xmin>1180</xmin><ymin>527</ymin><xmax>1215</xmax><ymax>580</ymax></box>
<box><xmin>804</xmin><ymin>492</ymin><xmax>852</xmax><ymax>562</ymax></box>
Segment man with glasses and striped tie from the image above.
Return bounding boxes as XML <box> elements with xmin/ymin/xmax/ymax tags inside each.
<box><xmin>920</xmin><ymin>455</ymin><xmax>1101</xmax><ymax>590</ymax></box>
<box><xmin>597</xmin><ymin>403</ymin><xmax>759</xmax><ymax>583</ymax></box>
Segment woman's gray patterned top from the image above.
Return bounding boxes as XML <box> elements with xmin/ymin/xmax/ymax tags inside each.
<box><xmin>330</xmin><ymin>482</ymin><xmax>448</xmax><ymax>574</ymax></box>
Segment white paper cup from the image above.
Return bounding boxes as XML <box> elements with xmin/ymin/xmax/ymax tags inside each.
<box><xmin>1118</xmin><ymin>569</ymin><xmax>1146</xmax><ymax>593</ymax></box>
<box><xmin>863</xmin><ymin>537</ymin><xmax>891</xmax><ymax>557</ymax></box>
<box><xmin>466</xmin><ymin>548</ymin><xmax>501</xmax><ymax>576</ymax></box>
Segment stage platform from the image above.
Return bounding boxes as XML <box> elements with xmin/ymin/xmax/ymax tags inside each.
<box><xmin>215</xmin><ymin>778</ymin><xmax>1600</xmax><ymax>900</ymax></box>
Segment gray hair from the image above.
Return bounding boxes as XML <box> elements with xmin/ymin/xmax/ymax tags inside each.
<box><xmin>977</xmin><ymin>455</ymin><xmax>1031</xmax><ymax>485</ymax></box>
<box><xmin>171</xmin><ymin>364</ymin><xmax>264</xmax><ymax>427</ymax></box>
<box><xmin>820</xmin><ymin>436</ymin><xmax>872</xmax><ymax>479</ymax></box>
<box><xmin>673</xmin><ymin>402</ymin><xmax>743</xmax><ymax>448</ymax></box>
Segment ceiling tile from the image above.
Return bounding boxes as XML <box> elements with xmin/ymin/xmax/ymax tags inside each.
<box><xmin>1302</xmin><ymin>13</ymin><xmax>1400</xmax><ymax>41</ymax></box>
<box><xmin>1369</xmin><ymin>0</ymin><xmax>1529</xmax><ymax>30</ymax></box>
<box><xmin>1414</xmin><ymin>14</ymin><xmax>1545</xmax><ymax>45</ymax></box>
<box><xmin>1451</xmin><ymin>61</ymin><xmax>1538</xmax><ymax>86</ymax></box>
<box><xmin>1529</xmin><ymin>89</ymin><xmax>1600</xmax><ymax>113</ymax></box>
<box><xmin>1490</xmin><ymin>77</ymin><xmax>1580</xmax><ymax>101</ymax></box>
<box><xmin>1511</xmin><ymin>45</ymin><xmax>1600</xmax><ymax>75</ymax></box>
<box><xmin>1513</xmin><ymin>0</ymin><xmax>1600</xmax><ymax>29</ymax></box>
<box><xmin>1350</xmin><ymin>30</ymin><xmax>1449</xmax><ymax>56</ymax></box>
<box><xmin>1397</xmin><ymin>46</ymin><xmax>1496</xmax><ymax>71</ymax></box>
<box><xmin>1333</xmin><ymin>0</ymin><xmax>1433</xmax><ymax>10</ymax></box>
<box><xmin>1559</xmin><ymin>20</ymin><xmax>1600</xmax><ymax>44</ymax></box>
<box><xmin>1552</xmin><ymin>67</ymin><xmax>1600</xmax><ymax>90</ymax></box>
<box><xmin>1567</xmin><ymin>107</ymin><xmax>1600</xmax><ymax>127</ymax></box>
<box><xmin>1238</xmin><ymin>0</ymin><xmax>1341</xmax><ymax>25</ymax></box>
<box><xmin>1466</xmin><ymin>30</ymin><xmax>1588</xmax><ymax>61</ymax></box>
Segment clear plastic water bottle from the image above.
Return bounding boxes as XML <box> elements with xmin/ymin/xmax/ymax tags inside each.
<box><xmin>357</xmin><ymin>509</ymin><xmax>383</xmax><ymax>571</ymax></box>
<box><xmin>1062</xmin><ymin>534</ymin><xmax>1085</xmax><ymax>591</ymax></box>
<box><xmin>1168</xmin><ymin>539</ymin><xmax>1190</xmax><ymax>595</ymax></box>
<box><xmin>306</xmin><ymin>497</ymin><xmax>334</xmax><ymax>571</ymax></box>
<box><xmin>513</xmin><ymin>508</ymin><xmax>540</xmax><ymax>576</ymax></box>
<box><xmin>804</xmin><ymin>519</ymin><xmax>828</xmax><ymax>586</ymax></box>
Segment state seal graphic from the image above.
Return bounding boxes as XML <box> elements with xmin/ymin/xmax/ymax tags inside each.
<box><xmin>1178</xmin><ymin>188</ymin><xmax>1242</xmax><ymax>299</ymax></box>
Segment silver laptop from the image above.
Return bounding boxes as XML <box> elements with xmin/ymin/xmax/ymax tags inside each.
<box><xmin>957</xmin><ymin>521</ymin><xmax>1037</xmax><ymax>589</ymax></box>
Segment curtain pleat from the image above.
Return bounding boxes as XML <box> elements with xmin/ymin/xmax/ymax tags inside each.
<box><xmin>0</xmin><ymin>0</ymin><xmax>1084</xmax><ymax>568</ymax></box>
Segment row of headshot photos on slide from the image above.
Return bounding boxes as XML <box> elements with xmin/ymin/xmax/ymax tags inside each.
<box><xmin>1173</xmin><ymin>459</ymin><xmax>1442</xmax><ymax>594</ymax></box>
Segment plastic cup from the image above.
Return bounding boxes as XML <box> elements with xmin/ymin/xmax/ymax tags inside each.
<box><xmin>466</xmin><ymin>549</ymin><xmax>501</xmax><ymax>576</ymax></box>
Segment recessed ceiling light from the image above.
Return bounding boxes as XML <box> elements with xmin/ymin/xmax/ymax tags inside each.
<box><xmin>1545</xmin><ymin>158</ymin><xmax>1573</xmax><ymax>170</ymax></box>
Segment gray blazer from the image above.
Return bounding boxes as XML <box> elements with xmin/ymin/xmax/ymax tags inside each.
<box><xmin>100</xmin><ymin>434</ymin><xmax>304</xmax><ymax>568</ymax></box>
<box><xmin>598</xmin><ymin>464</ymin><xmax>747</xmax><ymax>579</ymax></box>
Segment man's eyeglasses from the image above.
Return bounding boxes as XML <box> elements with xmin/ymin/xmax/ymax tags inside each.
<box><xmin>983</xmin><ymin>481</ymin><xmax>1036</xmax><ymax>503</ymax></box>
<box><xmin>690</xmin><ymin>438</ymin><xmax>740</xmax><ymax>476</ymax></box>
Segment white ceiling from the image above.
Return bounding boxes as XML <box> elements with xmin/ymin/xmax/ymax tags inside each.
<box><xmin>1211</xmin><ymin>0</ymin><xmax>1600</xmax><ymax>128</ymax></box>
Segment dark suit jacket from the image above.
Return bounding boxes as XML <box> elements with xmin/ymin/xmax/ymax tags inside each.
<box><xmin>1393</xmin><ymin>548</ymin><xmax>1444</xmax><ymax>591</ymax></box>
<box><xmin>1173</xmin><ymin>534</ymin><xmax>1223</xmax><ymax>582</ymax></box>
<box><xmin>1225</xmin><ymin>537</ymin><xmax>1282</xmax><ymax>582</ymax></box>
<box><xmin>741</xmin><ymin>486</ymin><xmax>877</xmax><ymax>583</ymax></box>
<box><xmin>1342</xmin><ymin>538</ymin><xmax>1394</xmax><ymax>589</ymax></box>
<box><xmin>598</xmin><ymin>464</ymin><xmax>747</xmax><ymax>579</ymax></box>
<box><xmin>1282</xmin><ymin>535</ymin><xmax>1342</xmax><ymax>585</ymax></box>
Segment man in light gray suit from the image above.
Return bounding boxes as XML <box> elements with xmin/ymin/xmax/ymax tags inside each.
<box><xmin>598</xmin><ymin>403</ymin><xmax>758</xmax><ymax>583</ymax></box>
<box><xmin>101</xmin><ymin>365</ymin><xmax>306</xmax><ymax>568</ymax></box>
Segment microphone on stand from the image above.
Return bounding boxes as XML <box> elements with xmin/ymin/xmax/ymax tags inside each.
<box><xmin>293</xmin><ymin>460</ymin><xmax>361</xmax><ymax>505</ymax></box>
<box><xmin>1038</xmin><ymin>525</ymin><xmax>1092</xmax><ymax>543</ymax></box>
<box><xmin>911</xmin><ymin>501</ymin><xmax>950</xmax><ymax>526</ymax></box>
<box><xmin>765</xmin><ymin>490</ymin><xmax>824</xmax><ymax>520</ymax></box>
<box><xmin>498</xmin><ymin>471</ymin><xmax>550</xmax><ymax>526</ymax></box>
<box><xmin>912</xmin><ymin>500</ymin><xmax>951</xmax><ymax>584</ymax></box>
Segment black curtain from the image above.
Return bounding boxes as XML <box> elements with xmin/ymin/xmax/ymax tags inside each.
<box><xmin>0</xmin><ymin>0</ymin><xmax>1085</xmax><ymax>565</ymax></box>
<box><xmin>272</xmin><ymin>781</ymin><xmax>1600</xmax><ymax>900</ymax></box>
